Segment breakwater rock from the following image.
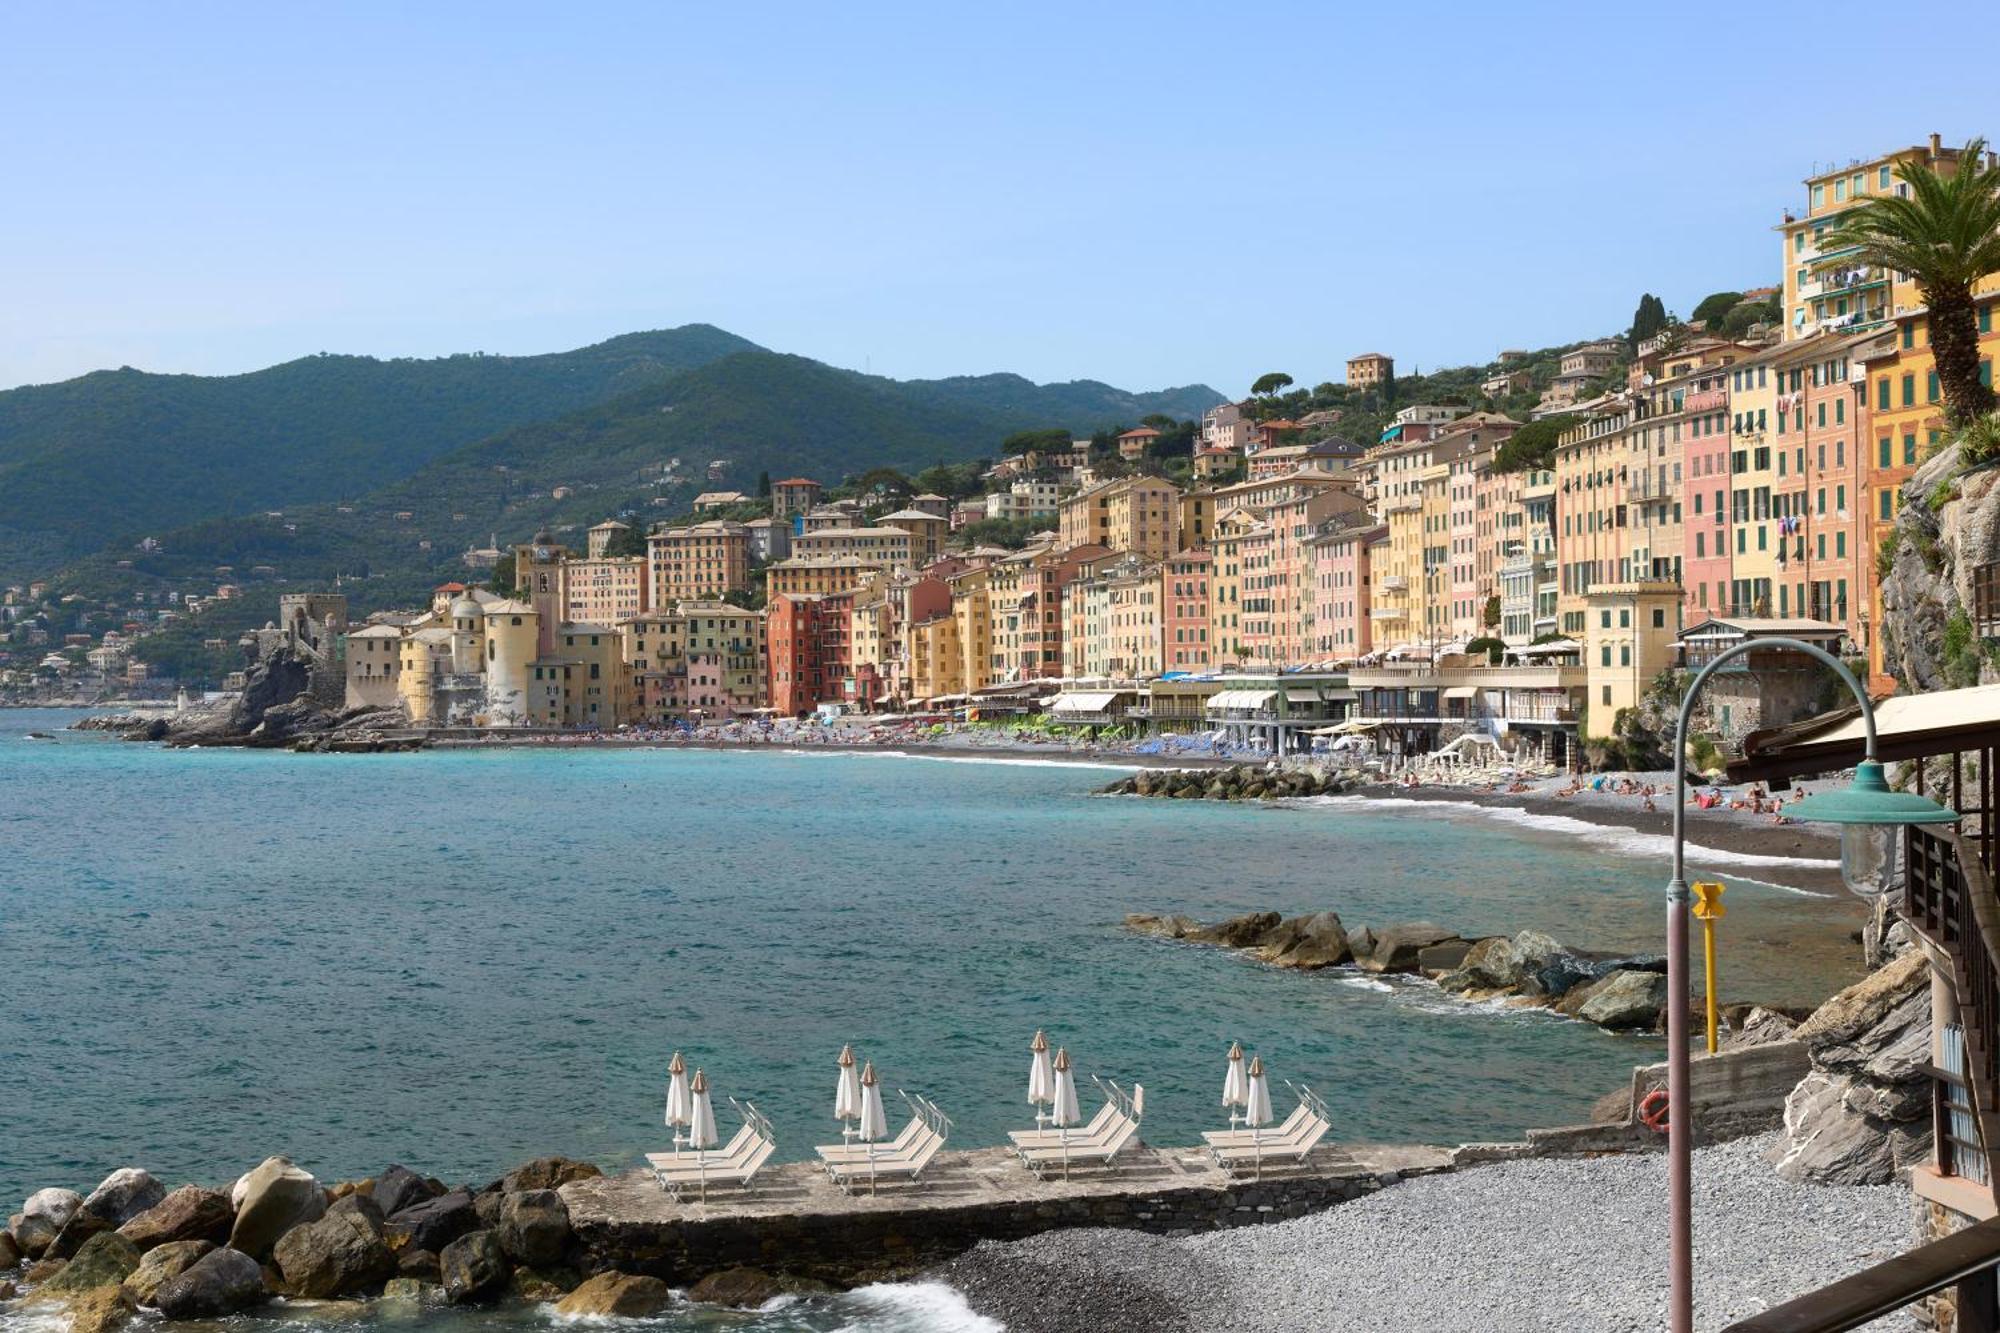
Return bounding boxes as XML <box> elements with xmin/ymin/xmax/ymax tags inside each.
<box><xmin>1099</xmin><ymin>765</ymin><xmax>1358</xmax><ymax>801</ymax></box>
<box><xmin>1</xmin><ymin>1155</ymin><xmax>609</xmax><ymax>1331</ymax></box>
<box><xmin>1125</xmin><ymin>910</ymin><xmax>1681</xmax><ymax>1033</ymax></box>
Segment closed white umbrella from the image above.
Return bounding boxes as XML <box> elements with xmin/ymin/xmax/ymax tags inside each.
<box><xmin>835</xmin><ymin>1044</ymin><xmax>862</xmax><ymax>1139</ymax></box>
<box><xmin>687</xmin><ymin>1068</ymin><xmax>719</xmax><ymax>1201</ymax></box>
<box><xmin>1245</xmin><ymin>1054</ymin><xmax>1273</xmax><ymax>1180</ymax></box>
<box><xmin>1052</xmin><ymin>1047</ymin><xmax>1081</xmax><ymax>1180</ymax></box>
<box><xmin>859</xmin><ymin>1060</ymin><xmax>888</xmax><ymax>1195</ymax></box>
<box><xmin>664</xmin><ymin>1051</ymin><xmax>692</xmax><ymax>1150</ymax></box>
<box><xmin>1223</xmin><ymin>1040</ymin><xmax>1248</xmax><ymax>1127</ymax></box>
<box><xmin>1028</xmin><ymin>1030</ymin><xmax>1055</xmax><ymax>1128</ymax></box>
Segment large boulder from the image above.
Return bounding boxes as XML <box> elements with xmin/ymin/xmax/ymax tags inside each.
<box><xmin>1512</xmin><ymin>929</ymin><xmax>1596</xmax><ymax>997</ymax></box>
<box><xmin>385</xmin><ymin>1190</ymin><xmax>477</xmax><ymax>1254</ymax></box>
<box><xmin>555</xmin><ymin>1271</ymin><xmax>673</xmax><ymax>1317</ymax></box>
<box><xmin>79</xmin><ymin>1171</ymin><xmax>165</xmax><ymax>1228</ymax></box>
<box><xmin>121</xmin><ymin>1240</ymin><xmax>214</xmax><ymax>1306</ymax></box>
<box><xmin>688</xmin><ymin>1265</ymin><xmax>784</xmax><ymax>1308</ymax></box>
<box><xmin>28</xmin><ymin>1232</ymin><xmax>140</xmax><ymax>1301</ymax></box>
<box><xmin>1439</xmin><ymin>936</ymin><xmax>1520</xmax><ymax>992</ymax></box>
<box><xmin>118</xmin><ymin>1186</ymin><xmax>233</xmax><ymax>1252</ymax></box>
<box><xmin>1190</xmin><ymin>912</ymin><xmax>1282</xmax><ymax>949</ymax></box>
<box><xmin>1262</xmin><ymin>912</ymin><xmax>1351</xmax><ymax>969</ymax></box>
<box><xmin>1363</xmin><ymin>922</ymin><xmax>1460</xmax><ymax>974</ymax></box>
<box><xmin>1726</xmin><ymin>1006</ymin><xmax>1803</xmax><ymax>1050</ymax></box>
<box><xmin>1768</xmin><ymin>1070</ymin><xmax>1932</xmax><ymax>1185</ymax></box>
<box><xmin>272</xmin><ymin>1204</ymin><xmax>395</xmax><ymax>1297</ymax></box>
<box><xmin>1575</xmin><ymin>970</ymin><xmax>1670</xmax><ymax>1030</ymax></box>
<box><xmin>152</xmin><ymin>1246</ymin><xmax>267</xmax><ymax>1319</ymax></box>
<box><xmin>46</xmin><ymin>1212</ymin><xmax>114</xmax><ymax>1261</ymax></box>
<box><xmin>496</xmin><ymin>1158</ymin><xmax>602</xmax><ymax>1194</ymax></box>
<box><xmin>1123</xmin><ymin>912</ymin><xmax>1198</xmax><ymax>941</ymax></box>
<box><xmin>496</xmin><ymin>1191</ymin><xmax>570</xmax><ymax>1268</ymax></box>
<box><xmin>227</xmin><ymin>1158</ymin><xmax>326</xmax><ymax>1260</ymax></box>
<box><xmin>1417</xmin><ymin>940</ymin><xmax>1474</xmax><ymax>976</ymax></box>
<box><xmin>370</xmin><ymin>1166</ymin><xmax>439</xmax><ymax>1219</ymax></box>
<box><xmin>438</xmin><ymin>1230</ymin><xmax>509</xmax><ymax>1305</ymax></box>
<box><xmin>66</xmin><ymin>1286</ymin><xmax>134</xmax><ymax>1333</ymax></box>
<box><xmin>0</xmin><ymin>1230</ymin><xmax>19</xmax><ymax>1268</ymax></box>
<box><xmin>15</xmin><ymin>1189</ymin><xmax>83</xmax><ymax>1258</ymax></box>
<box><xmin>1792</xmin><ymin>950</ymin><xmax>1930</xmax><ymax>1083</ymax></box>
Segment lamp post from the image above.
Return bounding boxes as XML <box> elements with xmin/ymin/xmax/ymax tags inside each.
<box><xmin>1664</xmin><ymin>636</ymin><xmax>1958</xmax><ymax>1333</ymax></box>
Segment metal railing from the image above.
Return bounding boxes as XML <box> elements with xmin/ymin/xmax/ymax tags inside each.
<box><xmin>1722</xmin><ymin>1219</ymin><xmax>2000</xmax><ymax>1332</ymax></box>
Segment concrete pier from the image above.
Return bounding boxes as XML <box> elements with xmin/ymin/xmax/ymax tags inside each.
<box><xmin>561</xmin><ymin>1141</ymin><xmax>1454</xmax><ymax>1286</ymax></box>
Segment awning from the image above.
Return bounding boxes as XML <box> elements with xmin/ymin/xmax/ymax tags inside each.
<box><xmin>1443</xmin><ymin>686</ymin><xmax>1477</xmax><ymax>700</ymax></box>
<box><xmin>1050</xmin><ymin>691</ymin><xmax>1123</xmax><ymax>713</ymax></box>
<box><xmin>1207</xmin><ymin>689</ymin><xmax>1278</xmax><ymax>711</ymax></box>
<box><xmin>1325</xmin><ymin>688</ymin><xmax>1358</xmax><ymax>702</ymax></box>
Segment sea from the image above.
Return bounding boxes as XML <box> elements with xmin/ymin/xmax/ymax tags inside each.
<box><xmin>0</xmin><ymin>707</ymin><xmax>1867</xmax><ymax>1331</ymax></box>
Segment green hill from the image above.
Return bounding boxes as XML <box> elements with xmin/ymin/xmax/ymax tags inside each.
<box><xmin>50</xmin><ymin>349</ymin><xmax>1224</xmax><ymax>625</ymax></box>
<box><xmin>0</xmin><ymin>324</ymin><xmax>760</xmax><ymax>582</ymax></box>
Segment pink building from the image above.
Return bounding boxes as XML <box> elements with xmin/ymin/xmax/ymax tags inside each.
<box><xmin>1682</xmin><ymin>370</ymin><xmax>1734</xmax><ymax>624</ymax></box>
<box><xmin>1265</xmin><ymin>488</ymin><xmax>1364</xmax><ymax>667</ymax></box>
<box><xmin>1307</xmin><ymin>521</ymin><xmax>1386</xmax><ymax>661</ymax></box>
<box><xmin>1161</xmin><ymin>548</ymin><xmax>1212</xmax><ymax>672</ymax></box>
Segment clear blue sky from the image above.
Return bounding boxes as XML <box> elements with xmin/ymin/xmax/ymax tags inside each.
<box><xmin>3</xmin><ymin>1</ymin><xmax>1992</xmax><ymax>396</ymax></box>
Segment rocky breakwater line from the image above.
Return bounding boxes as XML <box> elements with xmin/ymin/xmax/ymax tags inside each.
<box><xmin>0</xmin><ymin>1154</ymin><xmax>801</xmax><ymax>1332</ymax></box>
<box><xmin>74</xmin><ymin>649</ymin><xmax>419</xmax><ymax>752</ymax></box>
<box><xmin>1124</xmin><ymin>910</ymin><xmax>1680</xmax><ymax>1033</ymax></box>
<box><xmin>1099</xmin><ymin>765</ymin><xmax>1360</xmax><ymax>802</ymax></box>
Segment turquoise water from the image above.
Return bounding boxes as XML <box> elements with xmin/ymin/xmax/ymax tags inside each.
<box><xmin>0</xmin><ymin>707</ymin><xmax>1866</xmax><ymax>1329</ymax></box>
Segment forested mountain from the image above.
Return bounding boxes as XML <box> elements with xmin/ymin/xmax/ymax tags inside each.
<box><xmin>0</xmin><ymin>325</ymin><xmax>760</xmax><ymax>582</ymax></box>
<box><xmin>50</xmin><ymin>348</ymin><xmax>1223</xmax><ymax>616</ymax></box>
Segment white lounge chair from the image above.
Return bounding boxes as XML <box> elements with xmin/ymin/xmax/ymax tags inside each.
<box><xmin>816</xmin><ymin>1114</ymin><xmax>928</xmax><ymax>1164</ymax></box>
<box><xmin>1202</xmin><ymin>1102</ymin><xmax>1311</xmax><ymax>1148</ymax></box>
<box><xmin>651</xmin><ymin>1102</ymin><xmax>778</xmax><ymax>1201</ymax></box>
<box><xmin>1009</xmin><ymin>1099</ymin><xmax>1119</xmax><ymax>1148</ymax></box>
<box><xmin>1207</xmin><ymin>1088</ymin><xmax>1332</xmax><ymax>1177</ymax></box>
<box><xmin>824</xmin><ymin>1093</ymin><xmax>951</xmax><ymax>1195</ymax></box>
<box><xmin>645</xmin><ymin>1123</ymin><xmax>756</xmax><ymax>1179</ymax></box>
<box><xmin>1019</xmin><ymin>1085</ymin><xmax>1144</xmax><ymax>1179</ymax></box>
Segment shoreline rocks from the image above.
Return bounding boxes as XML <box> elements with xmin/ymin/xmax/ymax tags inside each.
<box><xmin>1099</xmin><ymin>765</ymin><xmax>1357</xmax><ymax>802</ymax></box>
<box><xmin>1125</xmin><ymin>909</ymin><xmax>1681</xmax><ymax>1033</ymax></box>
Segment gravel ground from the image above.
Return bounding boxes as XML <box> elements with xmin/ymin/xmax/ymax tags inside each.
<box><xmin>940</xmin><ymin>1135</ymin><xmax>1917</xmax><ymax>1333</ymax></box>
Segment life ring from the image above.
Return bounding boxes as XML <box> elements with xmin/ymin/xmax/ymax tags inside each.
<box><xmin>1639</xmin><ymin>1089</ymin><xmax>1670</xmax><ymax>1132</ymax></box>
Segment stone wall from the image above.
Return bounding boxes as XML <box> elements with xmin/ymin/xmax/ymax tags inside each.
<box><xmin>567</xmin><ymin>1171</ymin><xmax>1384</xmax><ymax>1288</ymax></box>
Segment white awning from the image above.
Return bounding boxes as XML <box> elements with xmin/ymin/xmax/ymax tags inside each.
<box><xmin>1443</xmin><ymin>686</ymin><xmax>1477</xmax><ymax>700</ymax></box>
<box><xmin>1207</xmin><ymin>689</ymin><xmax>1278</xmax><ymax>711</ymax></box>
<box><xmin>1325</xmin><ymin>688</ymin><xmax>1358</xmax><ymax>702</ymax></box>
<box><xmin>1050</xmin><ymin>691</ymin><xmax>1122</xmax><ymax>713</ymax></box>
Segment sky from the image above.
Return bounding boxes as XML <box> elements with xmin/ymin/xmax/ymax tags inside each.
<box><xmin>3</xmin><ymin>1</ymin><xmax>1996</xmax><ymax>396</ymax></box>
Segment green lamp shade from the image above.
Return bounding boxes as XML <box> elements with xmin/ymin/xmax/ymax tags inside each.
<box><xmin>1785</xmin><ymin>761</ymin><xmax>1960</xmax><ymax>900</ymax></box>
<box><xmin>1784</xmin><ymin>761</ymin><xmax>1961</xmax><ymax>826</ymax></box>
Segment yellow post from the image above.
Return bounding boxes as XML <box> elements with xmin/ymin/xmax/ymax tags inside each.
<box><xmin>1690</xmin><ymin>882</ymin><xmax>1726</xmax><ymax>1054</ymax></box>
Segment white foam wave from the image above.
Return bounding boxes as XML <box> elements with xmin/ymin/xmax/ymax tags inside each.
<box><xmin>1296</xmin><ymin>794</ymin><xmax>1837</xmax><ymax>890</ymax></box>
<box><xmin>833</xmin><ymin>1280</ymin><xmax>1004</xmax><ymax>1331</ymax></box>
<box><xmin>1337</xmin><ymin>975</ymin><xmax>1394</xmax><ymax>992</ymax></box>
<box><xmin>772</xmin><ymin>747</ymin><xmax>1141</xmax><ymax>772</ymax></box>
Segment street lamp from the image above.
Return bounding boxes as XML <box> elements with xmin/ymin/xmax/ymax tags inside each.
<box><xmin>1664</xmin><ymin>636</ymin><xmax>1957</xmax><ymax>1333</ymax></box>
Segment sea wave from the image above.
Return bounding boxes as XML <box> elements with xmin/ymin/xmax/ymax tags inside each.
<box><xmin>1295</xmin><ymin>794</ymin><xmax>1838</xmax><ymax>890</ymax></box>
<box><xmin>833</xmin><ymin>1281</ymin><xmax>1004</xmax><ymax>1332</ymax></box>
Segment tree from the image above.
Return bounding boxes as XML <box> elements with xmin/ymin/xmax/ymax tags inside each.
<box><xmin>1251</xmin><ymin>372</ymin><xmax>1294</xmax><ymax>397</ymax></box>
<box><xmin>1000</xmin><ymin>427</ymin><xmax>1073</xmax><ymax>456</ymax></box>
<box><xmin>1690</xmin><ymin>291</ymin><xmax>1744</xmax><ymax>327</ymax></box>
<box><xmin>603</xmin><ymin>524</ymin><xmax>647</xmax><ymax>559</ymax></box>
<box><xmin>1629</xmin><ymin>293</ymin><xmax>1668</xmax><ymax>346</ymax></box>
<box><xmin>488</xmin><ymin>550</ymin><xmax>516</xmax><ymax>594</ymax></box>
<box><xmin>1492</xmin><ymin>415</ymin><xmax>1576</xmax><ymax>473</ymax></box>
<box><xmin>1823</xmin><ymin>139</ymin><xmax>2000</xmax><ymax>425</ymax></box>
<box><xmin>757</xmin><ymin>470</ymin><xmax>772</xmax><ymax>498</ymax></box>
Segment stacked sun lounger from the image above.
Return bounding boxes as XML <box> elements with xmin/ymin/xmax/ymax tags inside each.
<box><xmin>1012</xmin><ymin>1078</ymin><xmax>1145</xmax><ymax>1179</ymax></box>
<box><xmin>814</xmin><ymin>1092</ymin><xmax>952</xmax><ymax>1195</ymax></box>
<box><xmin>1201</xmin><ymin>1082</ymin><xmax>1332</xmax><ymax>1177</ymax></box>
<box><xmin>646</xmin><ymin>1099</ymin><xmax>777</xmax><ymax>1201</ymax></box>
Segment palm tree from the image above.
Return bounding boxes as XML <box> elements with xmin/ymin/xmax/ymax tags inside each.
<box><xmin>1823</xmin><ymin>138</ymin><xmax>2000</xmax><ymax>425</ymax></box>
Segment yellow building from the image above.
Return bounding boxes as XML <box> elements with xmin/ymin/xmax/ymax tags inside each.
<box><xmin>1057</xmin><ymin>476</ymin><xmax>1183</xmax><ymax>559</ymax></box>
<box><xmin>529</xmin><ymin>624</ymin><xmax>627</xmax><ymax>728</ymax></box>
<box><xmin>648</xmin><ymin>521</ymin><xmax>751</xmax><ymax>605</ymax></box>
<box><xmin>1779</xmin><ymin>135</ymin><xmax>1981</xmax><ymax>342</ymax></box>
<box><xmin>1347</xmin><ymin>352</ymin><xmax>1393</xmax><ymax>388</ymax></box>
<box><xmin>1719</xmin><ymin>345</ymin><xmax>1792</xmax><ymax>617</ymax></box>
<box><xmin>876</xmin><ymin>509</ymin><xmax>949</xmax><ymax>565</ymax></box>
<box><xmin>1208</xmin><ymin>508</ymin><xmax>1263</xmax><ymax>666</ymax></box>
<box><xmin>907</xmin><ymin>610</ymin><xmax>961</xmax><ymax>702</ymax></box>
<box><xmin>791</xmin><ymin>525</ymin><xmax>914</xmax><ymax>568</ymax></box>
<box><xmin>949</xmin><ymin>564</ymin><xmax>994</xmax><ymax>697</ymax></box>
<box><xmin>766</xmin><ymin>554</ymin><xmax>885</xmax><ymax>601</ymax></box>
<box><xmin>1582</xmin><ymin>582</ymin><xmax>1683</xmax><ymax>737</ymax></box>
<box><xmin>562</xmin><ymin>554</ymin><xmax>648</xmax><ymax>625</ymax></box>
<box><xmin>1552</xmin><ymin>397</ymin><xmax>1636</xmax><ymax>636</ymax></box>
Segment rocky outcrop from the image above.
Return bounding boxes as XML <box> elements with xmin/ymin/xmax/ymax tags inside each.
<box><xmin>385</xmin><ymin>1188</ymin><xmax>477</xmax><ymax>1254</ymax></box>
<box><xmin>688</xmin><ymin>1265</ymin><xmax>785</xmax><ymax>1307</ymax></box>
<box><xmin>16</xmin><ymin>1188</ymin><xmax>83</xmax><ymax>1257</ymax></box>
<box><xmin>152</xmin><ymin>1246</ymin><xmax>267</xmax><ymax>1318</ymax></box>
<box><xmin>1100</xmin><ymin>765</ymin><xmax>1359</xmax><ymax>803</ymax></box>
<box><xmin>66</xmin><ymin>1285</ymin><xmax>135</xmax><ymax>1333</ymax></box>
<box><xmin>121</xmin><ymin>1240</ymin><xmax>214</xmax><ymax>1306</ymax></box>
<box><xmin>1768</xmin><ymin>950</ymin><xmax>1932</xmax><ymax>1185</ymax></box>
<box><xmin>439</xmin><ymin>1230</ymin><xmax>510</xmax><ymax>1304</ymax></box>
<box><xmin>496</xmin><ymin>1190</ymin><xmax>571</xmax><ymax>1268</ymax></box>
<box><xmin>227</xmin><ymin>1158</ymin><xmax>326</xmax><ymax>1259</ymax></box>
<box><xmin>555</xmin><ymin>1271</ymin><xmax>673</xmax><ymax>1317</ymax></box>
<box><xmin>79</xmin><ymin>1171</ymin><xmax>165</xmax><ymax>1228</ymax></box>
<box><xmin>1878</xmin><ymin>437</ymin><xmax>2000</xmax><ymax>690</ymax></box>
<box><xmin>1126</xmin><ymin>911</ymin><xmax>1679</xmax><ymax>1034</ymax></box>
<box><xmin>497</xmin><ymin>1157</ymin><xmax>603</xmax><ymax>1194</ymax></box>
<box><xmin>119</xmin><ymin>1186</ymin><xmax>233</xmax><ymax>1251</ymax></box>
<box><xmin>28</xmin><ymin>1232</ymin><xmax>140</xmax><ymax>1302</ymax></box>
<box><xmin>370</xmin><ymin>1165</ymin><xmax>441</xmax><ymax>1218</ymax></box>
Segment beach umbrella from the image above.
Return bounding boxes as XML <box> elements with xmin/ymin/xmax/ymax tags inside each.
<box><xmin>1052</xmin><ymin>1047</ymin><xmax>1081</xmax><ymax>1180</ymax></box>
<box><xmin>687</xmin><ymin>1068</ymin><xmax>718</xmax><ymax>1202</ymax></box>
<box><xmin>1245</xmin><ymin>1055</ymin><xmax>1273</xmax><ymax>1180</ymax></box>
<box><xmin>664</xmin><ymin>1051</ymin><xmax>692</xmax><ymax>1149</ymax></box>
<box><xmin>1223</xmin><ymin>1040</ymin><xmax>1248</xmax><ymax>1125</ymax></box>
<box><xmin>1028</xmin><ymin>1030</ymin><xmax>1054</xmax><ymax>1126</ymax></box>
<box><xmin>859</xmin><ymin>1060</ymin><xmax>888</xmax><ymax>1195</ymax></box>
<box><xmin>835</xmin><ymin>1044</ymin><xmax>862</xmax><ymax>1134</ymax></box>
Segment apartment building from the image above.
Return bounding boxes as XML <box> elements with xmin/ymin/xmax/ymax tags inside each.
<box><xmin>1306</xmin><ymin>519</ymin><xmax>1385</xmax><ymax>661</ymax></box>
<box><xmin>1553</xmin><ymin>396</ymin><xmax>1636</xmax><ymax>636</ymax></box>
<box><xmin>1347</xmin><ymin>352</ymin><xmax>1393</xmax><ymax>388</ymax></box>
<box><xmin>648</xmin><ymin>521</ymin><xmax>752</xmax><ymax>606</ymax></box>
<box><xmin>1161</xmin><ymin>548</ymin><xmax>1213</xmax><ymax>673</ymax></box>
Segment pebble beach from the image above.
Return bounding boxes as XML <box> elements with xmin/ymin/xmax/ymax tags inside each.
<box><xmin>940</xmin><ymin>1134</ymin><xmax>1912</xmax><ymax>1333</ymax></box>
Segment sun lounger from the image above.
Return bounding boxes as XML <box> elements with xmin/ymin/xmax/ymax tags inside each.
<box><xmin>650</xmin><ymin>1102</ymin><xmax>778</xmax><ymax>1201</ymax></box>
<box><xmin>1207</xmin><ymin>1113</ymin><xmax>1331</xmax><ymax>1176</ymax></box>
<box><xmin>815</xmin><ymin>1114</ymin><xmax>928</xmax><ymax>1164</ymax></box>
<box><xmin>645</xmin><ymin>1123</ymin><xmax>756</xmax><ymax>1177</ymax></box>
<box><xmin>1018</xmin><ymin>1085</ymin><xmax>1144</xmax><ymax>1179</ymax></box>
<box><xmin>823</xmin><ymin>1093</ymin><xmax>952</xmax><ymax>1195</ymax></box>
<box><xmin>1201</xmin><ymin>1102</ymin><xmax>1312</xmax><ymax>1148</ymax></box>
<box><xmin>1008</xmin><ymin>1099</ymin><xmax>1119</xmax><ymax>1147</ymax></box>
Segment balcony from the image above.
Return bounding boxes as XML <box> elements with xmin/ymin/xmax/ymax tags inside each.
<box><xmin>1369</xmin><ymin>606</ymin><xmax>1407</xmax><ymax>620</ymax></box>
<box><xmin>1377</xmin><ymin>575</ymin><xmax>1409</xmax><ymax>591</ymax></box>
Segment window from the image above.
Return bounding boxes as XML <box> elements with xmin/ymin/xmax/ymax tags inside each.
<box><xmin>1621</xmin><ymin>645</ymin><xmax>1631</xmax><ymax>666</ymax></box>
<box><xmin>1983</xmin><ymin>307</ymin><xmax>1994</xmax><ymax>335</ymax></box>
<box><xmin>1902</xmin><ymin>373</ymin><xmax>1916</xmax><ymax>405</ymax></box>
<box><xmin>1653</xmin><ymin>608</ymin><xmax>1666</xmax><ymax>629</ymax></box>
<box><xmin>1879</xmin><ymin>437</ymin><xmax>1892</xmax><ymax>468</ymax></box>
<box><xmin>1928</xmin><ymin>371</ymin><xmax>1941</xmax><ymax>403</ymax></box>
<box><xmin>1904</xmin><ymin>324</ymin><xmax>1916</xmax><ymax>350</ymax></box>
<box><xmin>1878</xmin><ymin>378</ymin><xmax>1890</xmax><ymax>410</ymax></box>
<box><xmin>1879</xmin><ymin>165</ymin><xmax>1892</xmax><ymax>189</ymax></box>
<box><xmin>1601</xmin><ymin>645</ymin><xmax>1611</xmax><ymax>667</ymax></box>
<box><xmin>1837</xmin><ymin>532</ymin><xmax>1847</xmax><ymax>558</ymax></box>
<box><xmin>1905</xmin><ymin>433</ymin><xmax>1918</xmax><ymax>465</ymax></box>
<box><xmin>1619</xmin><ymin>609</ymin><xmax>1630</xmax><ymax>627</ymax></box>
<box><xmin>1880</xmin><ymin>490</ymin><xmax>1893</xmax><ymax>520</ymax></box>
